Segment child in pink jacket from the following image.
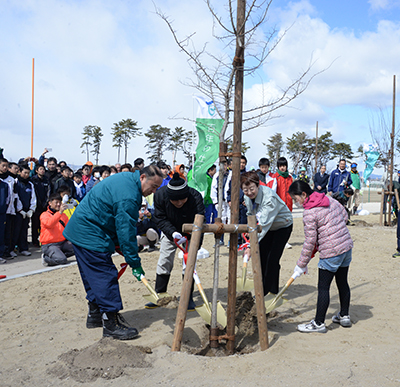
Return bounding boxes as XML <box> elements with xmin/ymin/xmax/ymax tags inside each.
<box><xmin>289</xmin><ymin>180</ymin><xmax>353</xmax><ymax>333</ymax></box>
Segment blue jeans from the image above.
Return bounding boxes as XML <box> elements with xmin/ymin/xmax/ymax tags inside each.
<box><xmin>318</xmin><ymin>249</ymin><xmax>352</xmax><ymax>272</ymax></box>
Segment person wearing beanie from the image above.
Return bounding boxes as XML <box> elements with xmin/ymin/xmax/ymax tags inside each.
<box><xmin>146</xmin><ymin>172</ymin><xmax>205</xmax><ymax>310</ymax></box>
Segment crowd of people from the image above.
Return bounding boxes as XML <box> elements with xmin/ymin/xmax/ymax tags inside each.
<box><xmin>0</xmin><ymin>147</ymin><xmax>369</xmax><ymax>339</ymax></box>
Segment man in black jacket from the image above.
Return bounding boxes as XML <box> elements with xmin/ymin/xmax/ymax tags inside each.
<box><xmin>31</xmin><ymin>164</ymin><xmax>50</xmax><ymax>246</ymax></box>
<box><xmin>54</xmin><ymin>166</ymin><xmax>77</xmax><ymax>199</ymax></box>
<box><xmin>146</xmin><ymin>172</ymin><xmax>205</xmax><ymax>309</ymax></box>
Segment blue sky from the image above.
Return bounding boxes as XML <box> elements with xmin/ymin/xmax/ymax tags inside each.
<box><xmin>1</xmin><ymin>0</ymin><xmax>400</xmax><ymax>173</ymax></box>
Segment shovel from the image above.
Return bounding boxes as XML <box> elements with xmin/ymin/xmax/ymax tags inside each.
<box><xmin>175</xmin><ymin>237</ymin><xmax>227</xmax><ymax>327</ymax></box>
<box><xmin>264</xmin><ymin>276</ymin><xmax>294</xmax><ymax>313</ymax></box>
<box><xmin>264</xmin><ymin>246</ymin><xmax>317</xmax><ymax>313</ymax></box>
<box><xmin>115</xmin><ymin>248</ymin><xmax>170</xmax><ymax>305</ymax></box>
<box><xmin>236</xmin><ymin>233</ymin><xmax>254</xmax><ymax>291</ymax></box>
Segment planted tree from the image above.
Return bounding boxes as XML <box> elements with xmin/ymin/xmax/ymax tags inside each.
<box><xmin>90</xmin><ymin>126</ymin><xmax>103</xmax><ymax>165</ymax></box>
<box><xmin>264</xmin><ymin>133</ymin><xmax>284</xmax><ymax>172</ymax></box>
<box><xmin>80</xmin><ymin>125</ymin><xmax>93</xmax><ymax>162</ymax></box>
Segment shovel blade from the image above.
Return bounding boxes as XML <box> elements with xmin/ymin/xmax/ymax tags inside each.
<box><xmin>264</xmin><ymin>292</ymin><xmax>288</xmax><ymax>313</ymax></box>
<box><xmin>195</xmin><ymin>302</ymin><xmax>227</xmax><ymax>327</ymax></box>
<box><xmin>236</xmin><ymin>277</ymin><xmax>254</xmax><ymax>292</ymax></box>
<box><xmin>142</xmin><ymin>292</ymin><xmax>170</xmax><ymax>304</ymax></box>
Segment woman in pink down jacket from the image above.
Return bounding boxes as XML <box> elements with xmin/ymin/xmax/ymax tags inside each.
<box><xmin>288</xmin><ymin>180</ymin><xmax>353</xmax><ymax>334</ymax></box>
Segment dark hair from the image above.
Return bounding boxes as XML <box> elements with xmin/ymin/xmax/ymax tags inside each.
<box><xmin>100</xmin><ymin>165</ymin><xmax>111</xmax><ymax>175</ymax></box>
<box><xmin>240</xmin><ymin>171</ymin><xmax>260</xmax><ymax>188</ymax></box>
<box><xmin>57</xmin><ymin>185</ymin><xmax>71</xmax><ymax>194</ymax></box>
<box><xmin>110</xmin><ymin>165</ymin><xmax>118</xmax><ymax>174</ymax></box>
<box><xmin>156</xmin><ymin>160</ymin><xmax>168</xmax><ymax>169</ymax></box>
<box><xmin>344</xmin><ymin>187</ymin><xmax>354</xmax><ymax>196</ymax></box>
<box><xmin>288</xmin><ymin>180</ymin><xmax>313</xmax><ymax>197</ymax></box>
<box><xmin>59</xmin><ymin>160</ymin><xmax>67</xmax><ymax>167</ymax></box>
<box><xmin>61</xmin><ymin>166</ymin><xmax>72</xmax><ymax>173</ymax></box>
<box><xmin>8</xmin><ymin>162</ymin><xmax>18</xmax><ymax>168</ymax></box>
<box><xmin>49</xmin><ymin>193</ymin><xmax>62</xmax><ymax>202</ymax></box>
<box><xmin>207</xmin><ymin>164</ymin><xmax>216</xmax><ymax>173</ymax></box>
<box><xmin>74</xmin><ymin>172</ymin><xmax>82</xmax><ymax>178</ymax></box>
<box><xmin>82</xmin><ymin>164</ymin><xmax>91</xmax><ymax>171</ymax></box>
<box><xmin>277</xmin><ymin>157</ymin><xmax>288</xmax><ymax>168</ymax></box>
<box><xmin>0</xmin><ymin>158</ymin><xmax>8</xmax><ymax>164</ymax></box>
<box><xmin>121</xmin><ymin>163</ymin><xmax>132</xmax><ymax>171</ymax></box>
<box><xmin>241</xmin><ymin>155</ymin><xmax>247</xmax><ymax>163</ymax></box>
<box><xmin>141</xmin><ymin>165</ymin><xmax>163</xmax><ymax>179</ymax></box>
<box><xmin>34</xmin><ymin>163</ymin><xmax>45</xmax><ymax>172</ymax></box>
<box><xmin>19</xmin><ymin>164</ymin><xmax>30</xmax><ymax>172</ymax></box>
<box><xmin>134</xmin><ymin>158</ymin><xmax>144</xmax><ymax>166</ymax></box>
<box><xmin>47</xmin><ymin>157</ymin><xmax>57</xmax><ymax>164</ymax></box>
<box><xmin>259</xmin><ymin>157</ymin><xmax>270</xmax><ymax>167</ymax></box>
<box><xmin>339</xmin><ymin>159</ymin><xmax>346</xmax><ymax>163</ymax></box>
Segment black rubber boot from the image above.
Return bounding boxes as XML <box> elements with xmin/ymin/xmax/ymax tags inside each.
<box><xmin>86</xmin><ymin>301</ymin><xmax>102</xmax><ymax>329</ymax></box>
<box><xmin>155</xmin><ymin>274</ymin><xmax>170</xmax><ymax>293</ymax></box>
<box><xmin>102</xmin><ymin>312</ymin><xmax>139</xmax><ymax>340</ymax></box>
<box><xmin>147</xmin><ymin>239</ymin><xmax>157</xmax><ymax>252</ymax></box>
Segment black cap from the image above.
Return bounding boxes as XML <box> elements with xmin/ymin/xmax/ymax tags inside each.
<box><xmin>167</xmin><ymin>173</ymin><xmax>189</xmax><ymax>200</ymax></box>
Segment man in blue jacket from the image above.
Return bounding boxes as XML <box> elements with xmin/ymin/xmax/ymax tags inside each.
<box><xmin>328</xmin><ymin>159</ymin><xmax>352</xmax><ymax>195</ymax></box>
<box><xmin>63</xmin><ymin>165</ymin><xmax>163</xmax><ymax>340</ymax></box>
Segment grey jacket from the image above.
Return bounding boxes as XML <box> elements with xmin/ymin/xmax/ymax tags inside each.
<box><xmin>244</xmin><ymin>185</ymin><xmax>293</xmax><ymax>242</ymax></box>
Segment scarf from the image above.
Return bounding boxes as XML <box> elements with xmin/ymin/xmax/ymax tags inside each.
<box><xmin>277</xmin><ymin>169</ymin><xmax>289</xmax><ymax>178</ymax></box>
<box><xmin>0</xmin><ymin>171</ymin><xmax>9</xmax><ymax>180</ymax></box>
<box><xmin>74</xmin><ymin>181</ymin><xmax>83</xmax><ymax>198</ymax></box>
<box><xmin>18</xmin><ymin>176</ymin><xmax>30</xmax><ymax>185</ymax></box>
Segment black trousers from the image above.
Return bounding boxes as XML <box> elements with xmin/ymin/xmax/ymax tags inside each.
<box><xmin>259</xmin><ymin>224</ymin><xmax>293</xmax><ymax>295</ymax></box>
<box><xmin>13</xmin><ymin>213</ymin><xmax>30</xmax><ymax>252</ymax></box>
<box><xmin>31</xmin><ymin>206</ymin><xmax>46</xmax><ymax>245</ymax></box>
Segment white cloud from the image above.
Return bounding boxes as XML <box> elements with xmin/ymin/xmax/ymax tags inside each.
<box><xmin>369</xmin><ymin>0</ymin><xmax>400</xmax><ymax>11</ymax></box>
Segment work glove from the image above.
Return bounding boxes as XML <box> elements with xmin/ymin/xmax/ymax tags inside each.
<box><xmin>20</xmin><ymin>210</ymin><xmax>27</xmax><ymax>219</ymax></box>
<box><xmin>132</xmin><ymin>266</ymin><xmax>145</xmax><ymax>281</ymax></box>
<box><xmin>172</xmin><ymin>232</ymin><xmax>186</xmax><ymax>245</ymax></box>
<box><xmin>292</xmin><ymin>265</ymin><xmax>308</xmax><ymax>279</ymax></box>
<box><xmin>62</xmin><ymin>195</ymin><xmax>69</xmax><ymax>204</ymax></box>
<box><xmin>26</xmin><ymin>210</ymin><xmax>34</xmax><ymax>218</ymax></box>
<box><xmin>71</xmin><ymin>199</ymin><xmax>78</xmax><ymax>207</ymax></box>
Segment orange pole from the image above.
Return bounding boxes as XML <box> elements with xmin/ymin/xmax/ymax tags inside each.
<box><xmin>31</xmin><ymin>58</ymin><xmax>35</xmax><ymax>162</ymax></box>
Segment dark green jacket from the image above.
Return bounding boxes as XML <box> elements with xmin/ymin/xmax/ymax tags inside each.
<box><xmin>63</xmin><ymin>171</ymin><xmax>142</xmax><ymax>268</ymax></box>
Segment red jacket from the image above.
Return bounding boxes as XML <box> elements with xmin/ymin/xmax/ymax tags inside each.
<box><xmin>273</xmin><ymin>173</ymin><xmax>293</xmax><ymax>212</ymax></box>
<box><xmin>39</xmin><ymin>207</ymin><xmax>69</xmax><ymax>245</ymax></box>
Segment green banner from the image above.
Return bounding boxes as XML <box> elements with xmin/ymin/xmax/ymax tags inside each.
<box><xmin>188</xmin><ymin>118</ymin><xmax>224</xmax><ymax>194</ymax></box>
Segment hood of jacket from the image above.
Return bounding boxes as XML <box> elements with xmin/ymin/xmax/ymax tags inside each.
<box><xmin>303</xmin><ymin>191</ymin><xmax>330</xmax><ymax>210</ymax></box>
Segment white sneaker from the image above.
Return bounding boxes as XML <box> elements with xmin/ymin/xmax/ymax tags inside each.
<box><xmin>20</xmin><ymin>251</ymin><xmax>31</xmax><ymax>256</ymax></box>
<box><xmin>332</xmin><ymin>313</ymin><xmax>352</xmax><ymax>327</ymax></box>
<box><xmin>0</xmin><ymin>258</ymin><xmax>6</xmax><ymax>264</ymax></box>
<box><xmin>285</xmin><ymin>243</ymin><xmax>292</xmax><ymax>249</ymax></box>
<box><xmin>9</xmin><ymin>251</ymin><xmax>17</xmax><ymax>258</ymax></box>
<box><xmin>297</xmin><ymin>319</ymin><xmax>327</xmax><ymax>333</ymax></box>
<box><xmin>41</xmin><ymin>254</ymin><xmax>48</xmax><ymax>267</ymax></box>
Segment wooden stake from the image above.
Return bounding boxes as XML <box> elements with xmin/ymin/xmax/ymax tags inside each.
<box><xmin>314</xmin><ymin>121</ymin><xmax>318</xmax><ymax>175</ymax></box>
<box><xmin>388</xmin><ymin>75</ymin><xmax>396</xmax><ymax>226</ymax></box>
<box><xmin>380</xmin><ymin>188</ymin><xmax>385</xmax><ymax>226</ymax></box>
<box><xmin>31</xmin><ymin>58</ymin><xmax>35</xmax><ymax>163</ymax></box>
<box><xmin>248</xmin><ymin>215</ymin><xmax>269</xmax><ymax>350</ymax></box>
<box><xmin>171</xmin><ymin>214</ymin><xmax>204</xmax><ymax>352</ymax></box>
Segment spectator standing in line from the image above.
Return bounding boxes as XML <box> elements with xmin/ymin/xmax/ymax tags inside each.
<box><xmin>73</xmin><ymin>172</ymin><xmax>86</xmax><ymax>202</ymax></box>
<box><xmin>115</xmin><ymin>163</ymin><xmax>122</xmax><ymax>173</ymax></box>
<box><xmin>257</xmin><ymin>158</ymin><xmax>277</xmax><ymax>192</ymax></box>
<box><xmin>31</xmin><ymin>164</ymin><xmax>51</xmax><ymax>246</ymax></box>
<box><xmin>297</xmin><ymin>167</ymin><xmax>310</xmax><ymax>184</ymax></box>
<box><xmin>313</xmin><ymin>165</ymin><xmax>330</xmax><ymax>194</ymax></box>
<box><xmin>0</xmin><ymin>177</ymin><xmax>10</xmax><ymax>264</ymax></box>
<box><xmin>156</xmin><ymin>161</ymin><xmax>171</xmax><ymax>189</ymax></box>
<box><xmin>328</xmin><ymin>159</ymin><xmax>352</xmax><ymax>196</ymax></box>
<box><xmin>81</xmin><ymin>164</ymin><xmax>92</xmax><ymax>185</ymax></box>
<box><xmin>85</xmin><ymin>166</ymin><xmax>101</xmax><ymax>193</ymax></box>
<box><xmin>133</xmin><ymin>158</ymin><xmax>144</xmax><ymax>172</ymax></box>
<box><xmin>13</xmin><ymin>164</ymin><xmax>36</xmax><ymax>256</ymax></box>
<box><xmin>121</xmin><ymin>163</ymin><xmax>133</xmax><ymax>172</ymax></box>
<box><xmin>54</xmin><ymin>166</ymin><xmax>77</xmax><ymax>199</ymax></box>
<box><xmin>273</xmin><ymin>157</ymin><xmax>293</xmax><ymax>212</ymax></box>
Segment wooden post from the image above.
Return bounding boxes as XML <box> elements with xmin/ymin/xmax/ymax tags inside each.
<box><xmin>380</xmin><ymin>188</ymin><xmax>385</xmax><ymax>226</ymax></box>
<box><xmin>226</xmin><ymin>0</ymin><xmax>246</xmax><ymax>355</ymax></box>
<box><xmin>171</xmin><ymin>214</ymin><xmax>204</xmax><ymax>352</ymax></box>
<box><xmin>248</xmin><ymin>215</ymin><xmax>269</xmax><ymax>350</ymax></box>
<box><xmin>31</xmin><ymin>58</ymin><xmax>35</xmax><ymax>167</ymax></box>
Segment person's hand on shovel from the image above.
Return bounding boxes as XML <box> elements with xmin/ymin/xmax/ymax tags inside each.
<box><xmin>244</xmin><ymin>247</ymin><xmax>251</xmax><ymax>261</ymax></box>
<box><xmin>132</xmin><ymin>266</ymin><xmax>145</xmax><ymax>281</ymax></box>
<box><xmin>172</xmin><ymin>232</ymin><xmax>186</xmax><ymax>246</ymax></box>
<box><xmin>292</xmin><ymin>265</ymin><xmax>308</xmax><ymax>279</ymax></box>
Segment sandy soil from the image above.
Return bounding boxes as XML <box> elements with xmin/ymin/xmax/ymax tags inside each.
<box><xmin>1</xmin><ymin>214</ymin><xmax>400</xmax><ymax>387</ymax></box>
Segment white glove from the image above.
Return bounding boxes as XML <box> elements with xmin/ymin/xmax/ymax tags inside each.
<box><xmin>62</xmin><ymin>195</ymin><xmax>69</xmax><ymax>204</ymax></box>
<box><xmin>20</xmin><ymin>210</ymin><xmax>27</xmax><ymax>219</ymax></box>
<box><xmin>292</xmin><ymin>265</ymin><xmax>308</xmax><ymax>279</ymax></box>
<box><xmin>71</xmin><ymin>199</ymin><xmax>78</xmax><ymax>207</ymax></box>
<box><xmin>26</xmin><ymin>210</ymin><xmax>34</xmax><ymax>218</ymax></box>
<box><xmin>172</xmin><ymin>232</ymin><xmax>186</xmax><ymax>245</ymax></box>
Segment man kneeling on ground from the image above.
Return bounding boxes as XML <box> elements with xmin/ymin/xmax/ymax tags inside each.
<box><xmin>40</xmin><ymin>193</ymin><xmax>74</xmax><ymax>266</ymax></box>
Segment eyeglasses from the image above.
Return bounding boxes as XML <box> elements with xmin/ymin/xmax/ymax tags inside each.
<box><xmin>242</xmin><ymin>185</ymin><xmax>257</xmax><ymax>194</ymax></box>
